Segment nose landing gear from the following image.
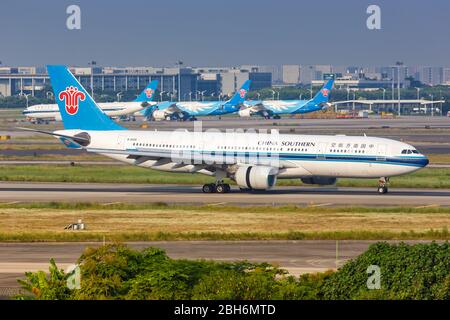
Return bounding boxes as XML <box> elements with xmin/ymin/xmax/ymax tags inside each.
<box><xmin>377</xmin><ymin>177</ymin><xmax>390</xmax><ymax>194</ymax></box>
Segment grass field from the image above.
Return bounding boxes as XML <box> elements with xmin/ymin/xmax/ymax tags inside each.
<box><xmin>0</xmin><ymin>203</ymin><xmax>448</xmax><ymax>241</ymax></box>
<box><xmin>0</xmin><ymin>164</ymin><xmax>449</xmax><ymax>188</ymax></box>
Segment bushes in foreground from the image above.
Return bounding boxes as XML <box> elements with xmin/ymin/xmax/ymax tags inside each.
<box><xmin>18</xmin><ymin>242</ymin><xmax>449</xmax><ymax>300</ymax></box>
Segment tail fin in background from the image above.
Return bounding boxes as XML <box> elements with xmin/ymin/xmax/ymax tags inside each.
<box><xmin>134</xmin><ymin>80</ymin><xmax>159</xmax><ymax>102</ymax></box>
<box><xmin>310</xmin><ymin>79</ymin><xmax>334</xmax><ymax>105</ymax></box>
<box><xmin>47</xmin><ymin>65</ymin><xmax>125</xmax><ymax>131</ymax></box>
<box><xmin>225</xmin><ymin>80</ymin><xmax>251</xmax><ymax>106</ymax></box>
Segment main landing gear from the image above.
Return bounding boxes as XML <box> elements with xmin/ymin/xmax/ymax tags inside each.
<box><xmin>202</xmin><ymin>181</ymin><xmax>231</xmax><ymax>193</ymax></box>
<box><xmin>377</xmin><ymin>177</ymin><xmax>390</xmax><ymax>194</ymax></box>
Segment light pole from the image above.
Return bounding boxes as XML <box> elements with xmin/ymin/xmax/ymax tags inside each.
<box><xmin>299</xmin><ymin>94</ymin><xmax>302</xmax><ymax>100</ymax></box>
<box><xmin>346</xmin><ymin>87</ymin><xmax>350</xmax><ymax>108</ymax></box>
<box><xmin>276</xmin><ymin>91</ymin><xmax>280</xmax><ymax>100</ymax></box>
<box><xmin>88</xmin><ymin>60</ymin><xmax>97</xmax><ymax>98</ymax></box>
<box><xmin>352</xmin><ymin>92</ymin><xmax>356</xmax><ymax>113</ymax></box>
<box><xmin>308</xmin><ymin>88</ymin><xmax>313</xmax><ymax>99</ymax></box>
<box><xmin>116</xmin><ymin>92</ymin><xmax>122</xmax><ymax>102</ymax></box>
<box><xmin>270</xmin><ymin>90</ymin><xmax>275</xmax><ymax>100</ymax></box>
<box><xmin>391</xmin><ymin>67</ymin><xmax>395</xmax><ymax>111</ymax></box>
<box><xmin>175</xmin><ymin>61</ymin><xmax>183</xmax><ymax>101</ymax></box>
<box><xmin>416</xmin><ymin>87</ymin><xmax>420</xmax><ymax>100</ymax></box>
<box><xmin>160</xmin><ymin>91</ymin><xmax>166</xmax><ymax>102</ymax></box>
<box><xmin>395</xmin><ymin>61</ymin><xmax>403</xmax><ymax>116</ymax></box>
<box><xmin>188</xmin><ymin>92</ymin><xmax>192</xmax><ymax>101</ymax></box>
<box><xmin>382</xmin><ymin>88</ymin><xmax>386</xmax><ymax>113</ymax></box>
<box><xmin>46</xmin><ymin>91</ymin><xmax>54</xmax><ymax>100</ymax></box>
<box><xmin>21</xmin><ymin>93</ymin><xmax>31</xmax><ymax>108</ymax></box>
<box><xmin>256</xmin><ymin>93</ymin><xmax>261</xmax><ymax>100</ymax></box>
<box><xmin>430</xmin><ymin>94</ymin><xmax>434</xmax><ymax>117</ymax></box>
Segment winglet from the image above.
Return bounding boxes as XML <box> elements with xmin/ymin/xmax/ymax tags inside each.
<box><xmin>47</xmin><ymin>65</ymin><xmax>125</xmax><ymax>131</ymax></box>
<box><xmin>134</xmin><ymin>80</ymin><xmax>159</xmax><ymax>102</ymax></box>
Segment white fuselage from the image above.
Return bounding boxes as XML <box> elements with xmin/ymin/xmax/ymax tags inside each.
<box><xmin>23</xmin><ymin>102</ymin><xmax>155</xmax><ymax>120</ymax></box>
<box><xmin>56</xmin><ymin>129</ymin><xmax>428</xmax><ymax>180</ymax></box>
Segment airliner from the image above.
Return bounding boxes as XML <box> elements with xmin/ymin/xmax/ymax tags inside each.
<box><xmin>239</xmin><ymin>79</ymin><xmax>334</xmax><ymax>119</ymax></box>
<box><xmin>152</xmin><ymin>80</ymin><xmax>251</xmax><ymax>121</ymax></box>
<box><xmin>22</xmin><ymin>66</ymin><xmax>428</xmax><ymax>195</ymax></box>
<box><xmin>22</xmin><ymin>80</ymin><xmax>159</xmax><ymax>122</ymax></box>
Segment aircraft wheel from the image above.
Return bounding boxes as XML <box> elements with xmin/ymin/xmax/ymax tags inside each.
<box><xmin>377</xmin><ymin>186</ymin><xmax>388</xmax><ymax>194</ymax></box>
<box><xmin>202</xmin><ymin>183</ymin><xmax>216</xmax><ymax>193</ymax></box>
<box><xmin>216</xmin><ymin>184</ymin><xmax>230</xmax><ymax>193</ymax></box>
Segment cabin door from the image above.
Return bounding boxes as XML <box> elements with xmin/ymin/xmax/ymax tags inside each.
<box><xmin>316</xmin><ymin>142</ymin><xmax>327</xmax><ymax>160</ymax></box>
<box><xmin>376</xmin><ymin>144</ymin><xmax>387</xmax><ymax>161</ymax></box>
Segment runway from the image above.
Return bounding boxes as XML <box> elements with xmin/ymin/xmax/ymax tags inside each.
<box><xmin>1</xmin><ymin>181</ymin><xmax>450</xmax><ymax>206</ymax></box>
<box><xmin>0</xmin><ymin>240</ymin><xmax>434</xmax><ymax>294</ymax></box>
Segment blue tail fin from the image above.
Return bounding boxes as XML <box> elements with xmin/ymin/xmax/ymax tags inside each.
<box><xmin>225</xmin><ymin>80</ymin><xmax>251</xmax><ymax>106</ymax></box>
<box><xmin>47</xmin><ymin>65</ymin><xmax>125</xmax><ymax>131</ymax></box>
<box><xmin>311</xmin><ymin>79</ymin><xmax>334</xmax><ymax>105</ymax></box>
<box><xmin>134</xmin><ymin>80</ymin><xmax>159</xmax><ymax>102</ymax></box>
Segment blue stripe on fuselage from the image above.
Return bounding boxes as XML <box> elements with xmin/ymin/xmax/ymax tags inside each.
<box><xmin>89</xmin><ymin>145</ymin><xmax>429</xmax><ymax>168</ymax></box>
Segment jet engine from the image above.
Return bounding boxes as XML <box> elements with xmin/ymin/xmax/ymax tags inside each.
<box><xmin>301</xmin><ymin>177</ymin><xmax>337</xmax><ymax>185</ymax></box>
<box><xmin>152</xmin><ymin>110</ymin><xmax>168</xmax><ymax>121</ymax></box>
<box><xmin>238</xmin><ymin>108</ymin><xmax>253</xmax><ymax>117</ymax></box>
<box><xmin>235</xmin><ymin>166</ymin><xmax>278</xmax><ymax>190</ymax></box>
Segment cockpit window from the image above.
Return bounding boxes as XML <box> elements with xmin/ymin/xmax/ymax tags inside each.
<box><xmin>401</xmin><ymin>149</ymin><xmax>420</xmax><ymax>154</ymax></box>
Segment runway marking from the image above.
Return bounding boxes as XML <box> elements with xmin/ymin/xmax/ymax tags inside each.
<box><xmin>1</xmin><ymin>201</ymin><xmax>22</xmax><ymax>205</ymax></box>
<box><xmin>414</xmin><ymin>204</ymin><xmax>440</xmax><ymax>209</ymax></box>
<box><xmin>206</xmin><ymin>202</ymin><xmax>228</xmax><ymax>206</ymax></box>
<box><xmin>101</xmin><ymin>202</ymin><xmax>123</xmax><ymax>206</ymax></box>
<box><xmin>309</xmin><ymin>202</ymin><xmax>334</xmax><ymax>207</ymax></box>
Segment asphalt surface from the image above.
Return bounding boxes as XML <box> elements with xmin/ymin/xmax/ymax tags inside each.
<box><xmin>0</xmin><ymin>240</ymin><xmax>435</xmax><ymax>292</ymax></box>
<box><xmin>1</xmin><ymin>181</ymin><xmax>450</xmax><ymax>206</ymax></box>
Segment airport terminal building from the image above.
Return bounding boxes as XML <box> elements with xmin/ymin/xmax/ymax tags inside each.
<box><xmin>0</xmin><ymin>66</ymin><xmax>272</xmax><ymax>100</ymax></box>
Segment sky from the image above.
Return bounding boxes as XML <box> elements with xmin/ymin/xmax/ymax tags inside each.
<box><xmin>0</xmin><ymin>0</ymin><xmax>449</xmax><ymax>67</ymax></box>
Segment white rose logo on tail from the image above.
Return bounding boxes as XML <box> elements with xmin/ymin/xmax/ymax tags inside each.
<box><xmin>145</xmin><ymin>88</ymin><xmax>154</xmax><ymax>99</ymax></box>
<box><xmin>59</xmin><ymin>86</ymin><xmax>86</xmax><ymax>115</ymax></box>
<box><xmin>239</xmin><ymin>89</ymin><xmax>247</xmax><ymax>98</ymax></box>
<box><xmin>321</xmin><ymin>88</ymin><xmax>330</xmax><ymax>97</ymax></box>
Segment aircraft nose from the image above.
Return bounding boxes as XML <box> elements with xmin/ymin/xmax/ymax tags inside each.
<box><xmin>423</xmin><ymin>156</ymin><xmax>429</xmax><ymax>167</ymax></box>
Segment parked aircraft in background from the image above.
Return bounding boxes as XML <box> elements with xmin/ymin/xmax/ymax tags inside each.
<box><xmin>22</xmin><ymin>80</ymin><xmax>159</xmax><ymax>123</ymax></box>
<box><xmin>151</xmin><ymin>80</ymin><xmax>251</xmax><ymax>121</ymax></box>
<box><xmin>22</xmin><ymin>66</ymin><xmax>428</xmax><ymax>195</ymax></box>
<box><xmin>239</xmin><ymin>79</ymin><xmax>334</xmax><ymax>119</ymax></box>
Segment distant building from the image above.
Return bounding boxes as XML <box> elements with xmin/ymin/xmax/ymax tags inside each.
<box><xmin>282</xmin><ymin>65</ymin><xmax>300</xmax><ymax>84</ymax></box>
<box><xmin>419</xmin><ymin>67</ymin><xmax>444</xmax><ymax>86</ymax></box>
<box><xmin>249</xmin><ymin>72</ymin><xmax>272</xmax><ymax>91</ymax></box>
<box><xmin>443</xmin><ymin>68</ymin><xmax>450</xmax><ymax>85</ymax></box>
<box><xmin>0</xmin><ymin>66</ymin><xmax>199</xmax><ymax>100</ymax></box>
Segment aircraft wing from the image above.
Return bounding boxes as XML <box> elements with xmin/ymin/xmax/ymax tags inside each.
<box><xmin>242</xmin><ymin>101</ymin><xmax>266</xmax><ymax>111</ymax></box>
<box><xmin>155</xmin><ymin>102</ymin><xmax>185</xmax><ymax>114</ymax></box>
